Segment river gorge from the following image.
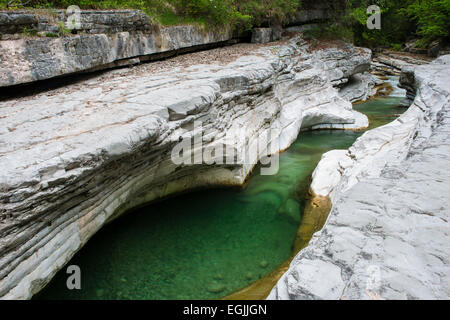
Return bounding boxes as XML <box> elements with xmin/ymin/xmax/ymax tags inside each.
<box><xmin>0</xmin><ymin>10</ymin><xmax>449</xmax><ymax>300</ymax></box>
<box><xmin>32</xmin><ymin>86</ymin><xmax>405</xmax><ymax>300</ymax></box>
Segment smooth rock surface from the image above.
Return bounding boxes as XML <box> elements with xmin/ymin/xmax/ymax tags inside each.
<box><xmin>339</xmin><ymin>72</ymin><xmax>382</xmax><ymax>103</ymax></box>
<box><xmin>0</xmin><ymin>36</ymin><xmax>372</xmax><ymax>299</ymax></box>
<box><xmin>269</xmin><ymin>55</ymin><xmax>450</xmax><ymax>300</ymax></box>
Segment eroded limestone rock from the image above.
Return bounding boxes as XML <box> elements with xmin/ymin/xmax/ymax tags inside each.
<box><xmin>0</xmin><ymin>36</ymin><xmax>372</xmax><ymax>299</ymax></box>
<box><xmin>339</xmin><ymin>72</ymin><xmax>382</xmax><ymax>103</ymax></box>
<box><xmin>269</xmin><ymin>55</ymin><xmax>450</xmax><ymax>300</ymax></box>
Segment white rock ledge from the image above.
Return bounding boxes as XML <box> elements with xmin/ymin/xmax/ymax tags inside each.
<box><xmin>0</xmin><ymin>37</ymin><xmax>373</xmax><ymax>299</ymax></box>
<box><xmin>269</xmin><ymin>55</ymin><xmax>450</xmax><ymax>300</ymax></box>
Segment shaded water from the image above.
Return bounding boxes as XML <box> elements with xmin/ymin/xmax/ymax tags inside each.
<box><xmin>37</xmin><ymin>80</ymin><xmax>406</xmax><ymax>300</ymax></box>
<box><xmin>355</xmin><ymin>96</ymin><xmax>407</xmax><ymax>130</ymax></box>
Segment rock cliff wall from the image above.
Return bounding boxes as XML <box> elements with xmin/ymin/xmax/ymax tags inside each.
<box><xmin>269</xmin><ymin>55</ymin><xmax>450</xmax><ymax>300</ymax></box>
<box><xmin>0</xmin><ymin>10</ymin><xmax>154</xmax><ymax>37</ymax></box>
<box><xmin>0</xmin><ymin>13</ymin><xmax>234</xmax><ymax>88</ymax></box>
<box><xmin>0</xmin><ymin>4</ymin><xmax>342</xmax><ymax>88</ymax></box>
<box><xmin>286</xmin><ymin>0</ymin><xmax>344</xmax><ymax>27</ymax></box>
<box><xmin>0</xmin><ymin>36</ymin><xmax>372</xmax><ymax>299</ymax></box>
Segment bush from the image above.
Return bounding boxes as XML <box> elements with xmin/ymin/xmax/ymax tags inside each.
<box><xmin>236</xmin><ymin>0</ymin><xmax>300</xmax><ymax>26</ymax></box>
<box><xmin>391</xmin><ymin>43</ymin><xmax>402</xmax><ymax>51</ymax></box>
<box><xmin>347</xmin><ymin>0</ymin><xmax>449</xmax><ymax>49</ymax></box>
<box><xmin>402</xmin><ymin>0</ymin><xmax>450</xmax><ymax>46</ymax></box>
<box><xmin>169</xmin><ymin>0</ymin><xmax>251</xmax><ymax>29</ymax></box>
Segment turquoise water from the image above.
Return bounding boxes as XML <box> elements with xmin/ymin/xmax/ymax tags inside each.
<box><xmin>36</xmin><ymin>91</ymin><xmax>405</xmax><ymax>300</ymax></box>
<box><xmin>354</xmin><ymin>96</ymin><xmax>407</xmax><ymax>130</ymax></box>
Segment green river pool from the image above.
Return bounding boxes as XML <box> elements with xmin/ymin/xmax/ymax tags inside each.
<box><xmin>36</xmin><ymin>81</ymin><xmax>406</xmax><ymax>300</ymax></box>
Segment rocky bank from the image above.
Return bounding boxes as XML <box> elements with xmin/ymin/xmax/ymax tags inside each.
<box><xmin>269</xmin><ymin>55</ymin><xmax>450</xmax><ymax>300</ymax></box>
<box><xmin>0</xmin><ymin>36</ymin><xmax>373</xmax><ymax>299</ymax></box>
<box><xmin>0</xmin><ymin>10</ymin><xmax>235</xmax><ymax>88</ymax></box>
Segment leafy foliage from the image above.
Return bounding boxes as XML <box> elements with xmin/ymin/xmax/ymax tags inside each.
<box><xmin>236</xmin><ymin>0</ymin><xmax>300</xmax><ymax>26</ymax></box>
<box><xmin>347</xmin><ymin>0</ymin><xmax>449</xmax><ymax>49</ymax></box>
<box><xmin>402</xmin><ymin>0</ymin><xmax>450</xmax><ymax>45</ymax></box>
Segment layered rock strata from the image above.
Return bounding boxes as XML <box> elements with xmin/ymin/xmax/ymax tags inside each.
<box><xmin>0</xmin><ymin>22</ymin><xmax>234</xmax><ymax>88</ymax></box>
<box><xmin>0</xmin><ymin>4</ymin><xmax>342</xmax><ymax>89</ymax></box>
<box><xmin>0</xmin><ymin>10</ymin><xmax>153</xmax><ymax>37</ymax></box>
<box><xmin>0</xmin><ymin>3</ymin><xmax>348</xmax><ymax>89</ymax></box>
<box><xmin>371</xmin><ymin>51</ymin><xmax>430</xmax><ymax>76</ymax></box>
<box><xmin>0</xmin><ymin>36</ymin><xmax>372</xmax><ymax>299</ymax></box>
<box><xmin>269</xmin><ymin>55</ymin><xmax>450</xmax><ymax>300</ymax></box>
<box><xmin>339</xmin><ymin>72</ymin><xmax>382</xmax><ymax>103</ymax></box>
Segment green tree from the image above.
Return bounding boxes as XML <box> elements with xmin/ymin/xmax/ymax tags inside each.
<box><xmin>403</xmin><ymin>0</ymin><xmax>450</xmax><ymax>46</ymax></box>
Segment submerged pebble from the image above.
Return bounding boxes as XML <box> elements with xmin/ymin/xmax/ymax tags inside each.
<box><xmin>207</xmin><ymin>283</ymin><xmax>225</xmax><ymax>293</ymax></box>
<box><xmin>213</xmin><ymin>274</ymin><xmax>224</xmax><ymax>280</ymax></box>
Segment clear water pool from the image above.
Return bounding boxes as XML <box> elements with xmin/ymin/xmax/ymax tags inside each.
<box><xmin>36</xmin><ymin>81</ymin><xmax>406</xmax><ymax>300</ymax></box>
